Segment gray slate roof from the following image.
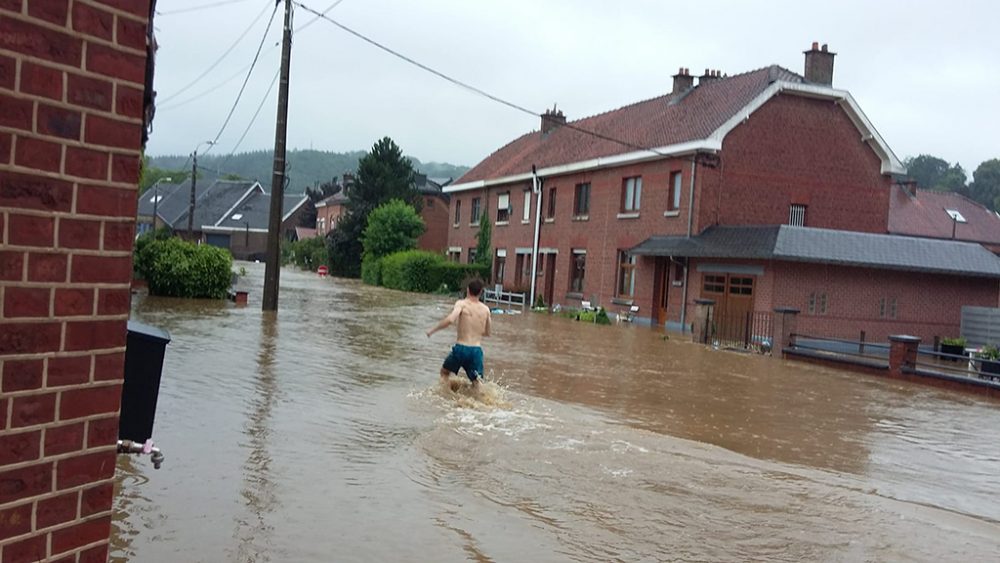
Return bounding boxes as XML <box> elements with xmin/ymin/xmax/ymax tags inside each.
<box><xmin>213</xmin><ymin>190</ymin><xmax>308</xmax><ymax>230</ymax></box>
<box><xmin>178</xmin><ymin>180</ymin><xmax>260</xmax><ymax>230</ymax></box>
<box><xmin>631</xmin><ymin>225</ymin><xmax>1000</xmax><ymax>278</ymax></box>
<box><xmin>136</xmin><ymin>181</ymin><xmax>182</xmax><ymax>218</ymax></box>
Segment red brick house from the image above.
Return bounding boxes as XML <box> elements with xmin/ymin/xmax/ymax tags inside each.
<box><xmin>1</xmin><ymin>1</ymin><xmax>155</xmax><ymax>561</ymax></box>
<box><xmin>445</xmin><ymin>44</ymin><xmax>1000</xmax><ymax>342</ymax></box>
<box><xmin>888</xmin><ymin>184</ymin><xmax>1000</xmax><ymax>253</ymax></box>
<box><xmin>313</xmin><ymin>173</ymin><xmax>451</xmax><ymax>252</ymax></box>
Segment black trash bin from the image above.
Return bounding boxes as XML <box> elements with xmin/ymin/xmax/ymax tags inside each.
<box><xmin>118</xmin><ymin>321</ymin><xmax>171</xmax><ymax>443</ymax></box>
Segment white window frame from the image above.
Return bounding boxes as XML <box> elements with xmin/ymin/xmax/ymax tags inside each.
<box><xmin>522</xmin><ymin>190</ymin><xmax>531</xmax><ymax>222</ymax></box>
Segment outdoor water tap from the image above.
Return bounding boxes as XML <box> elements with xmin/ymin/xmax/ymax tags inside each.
<box><xmin>117</xmin><ymin>439</ymin><xmax>165</xmax><ymax>469</ymax></box>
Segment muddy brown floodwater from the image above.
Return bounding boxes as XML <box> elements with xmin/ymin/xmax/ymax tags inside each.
<box><xmin>112</xmin><ymin>262</ymin><xmax>1000</xmax><ymax>562</ymax></box>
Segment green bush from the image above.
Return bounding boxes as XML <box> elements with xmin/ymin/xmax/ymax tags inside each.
<box><xmin>361</xmin><ymin>255</ymin><xmax>382</xmax><ymax>286</ymax></box>
<box><xmin>283</xmin><ymin>236</ymin><xmax>328</xmax><ymax>271</ymax></box>
<box><xmin>376</xmin><ymin>250</ymin><xmax>489</xmax><ymax>293</ymax></box>
<box><xmin>596</xmin><ymin>308</ymin><xmax>612</xmax><ymax>325</ymax></box>
<box><xmin>135</xmin><ymin>237</ymin><xmax>232</xmax><ymax>299</ymax></box>
<box><xmin>133</xmin><ymin>227</ymin><xmax>172</xmax><ymax>277</ymax></box>
<box><xmin>362</xmin><ymin>199</ymin><xmax>425</xmax><ymax>260</ymax></box>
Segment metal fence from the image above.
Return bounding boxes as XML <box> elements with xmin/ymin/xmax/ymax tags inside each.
<box><xmin>482</xmin><ymin>288</ymin><xmax>526</xmax><ymax>311</ymax></box>
<box><xmin>709</xmin><ymin>310</ymin><xmax>773</xmax><ymax>352</ymax></box>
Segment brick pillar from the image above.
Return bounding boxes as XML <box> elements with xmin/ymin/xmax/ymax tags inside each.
<box><xmin>0</xmin><ymin>2</ymin><xmax>152</xmax><ymax>562</ymax></box>
<box><xmin>772</xmin><ymin>307</ymin><xmax>800</xmax><ymax>358</ymax></box>
<box><xmin>692</xmin><ymin>298</ymin><xmax>715</xmax><ymax>344</ymax></box>
<box><xmin>889</xmin><ymin>335</ymin><xmax>921</xmax><ymax>378</ymax></box>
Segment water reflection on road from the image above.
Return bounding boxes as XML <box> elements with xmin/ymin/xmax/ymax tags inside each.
<box><xmin>111</xmin><ymin>263</ymin><xmax>1000</xmax><ymax>561</ymax></box>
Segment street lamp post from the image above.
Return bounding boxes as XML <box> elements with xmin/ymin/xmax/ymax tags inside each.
<box><xmin>150</xmin><ymin>176</ymin><xmax>172</xmax><ymax>234</ymax></box>
<box><xmin>189</xmin><ymin>140</ymin><xmax>215</xmax><ymax>239</ymax></box>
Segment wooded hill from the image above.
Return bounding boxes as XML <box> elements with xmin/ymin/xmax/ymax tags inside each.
<box><xmin>147</xmin><ymin>149</ymin><xmax>469</xmax><ymax>192</ymax></box>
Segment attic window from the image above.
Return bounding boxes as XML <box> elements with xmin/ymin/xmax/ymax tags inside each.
<box><xmin>945</xmin><ymin>209</ymin><xmax>966</xmax><ymax>223</ymax></box>
<box><xmin>231</xmin><ymin>213</ymin><xmax>243</xmax><ymax>221</ymax></box>
<box><xmin>149</xmin><ymin>194</ymin><xmax>163</xmax><ymax>203</ymax></box>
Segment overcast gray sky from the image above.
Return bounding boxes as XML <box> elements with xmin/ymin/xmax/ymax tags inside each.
<box><xmin>149</xmin><ymin>0</ymin><xmax>1000</xmax><ymax>173</ymax></box>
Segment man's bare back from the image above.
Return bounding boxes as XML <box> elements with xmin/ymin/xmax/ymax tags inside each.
<box><xmin>427</xmin><ymin>280</ymin><xmax>492</xmax><ymax>385</ymax></box>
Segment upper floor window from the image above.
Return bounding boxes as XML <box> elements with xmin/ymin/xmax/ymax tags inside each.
<box><xmin>470</xmin><ymin>197</ymin><xmax>481</xmax><ymax>223</ymax></box>
<box><xmin>454</xmin><ymin>200</ymin><xmax>461</xmax><ymax>226</ymax></box>
<box><xmin>574</xmin><ymin>183</ymin><xmax>591</xmax><ymax>216</ymax></box>
<box><xmin>789</xmin><ymin>204</ymin><xmax>807</xmax><ymax>227</ymax></box>
<box><xmin>496</xmin><ymin>192</ymin><xmax>510</xmax><ymax>223</ymax></box>
<box><xmin>668</xmin><ymin>171</ymin><xmax>682</xmax><ymax>212</ymax></box>
<box><xmin>547</xmin><ymin>187</ymin><xmax>557</xmax><ymax>219</ymax></box>
<box><xmin>622</xmin><ymin>176</ymin><xmax>642</xmax><ymax>212</ymax></box>
<box><xmin>522</xmin><ymin>190</ymin><xmax>531</xmax><ymax>222</ymax></box>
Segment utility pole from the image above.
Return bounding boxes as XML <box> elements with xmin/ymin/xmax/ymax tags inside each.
<box><xmin>188</xmin><ymin>140</ymin><xmax>213</xmax><ymax>240</ymax></box>
<box><xmin>188</xmin><ymin>153</ymin><xmax>197</xmax><ymax>238</ymax></box>
<box><xmin>263</xmin><ymin>0</ymin><xmax>293</xmax><ymax>312</ymax></box>
<box><xmin>151</xmin><ymin>176</ymin><xmax>171</xmax><ymax>233</ymax></box>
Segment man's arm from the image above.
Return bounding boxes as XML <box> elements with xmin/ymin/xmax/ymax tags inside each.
<box><xmin>484</xmin><ymin>308</ymin><xmax>492</xmax><ymax>337</ymax></box>
<box><xmin>426</xmin><ymin>301</ymin><xmax>462</xmax><ymax>337</ymax></box>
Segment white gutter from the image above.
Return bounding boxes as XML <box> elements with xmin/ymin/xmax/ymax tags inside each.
<box><xmin>446</xmin><ymin>80</ymin><xmax>905</xmax><ymax>194</ymax></box>
<box><xmin>529</xmin><ymin>165</ymin><xmax>542</xmax><ymax>308</ymax></box>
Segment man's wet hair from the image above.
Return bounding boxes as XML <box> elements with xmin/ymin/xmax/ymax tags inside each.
<box><xmin>467</xmin><ymin>278</ymin><xmax>484</xmax><ymax>297</ymax></box>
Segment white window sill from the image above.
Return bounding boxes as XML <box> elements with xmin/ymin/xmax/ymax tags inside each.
<box><xmin>521</xmin><ymin>219</ymin><xmax>531</xmax><ymax>224</ymax></box>
<box><xmin>572</xmin><ymin>215</ymin><xmax>589</xmax><ymax>222</ymax></box>
<box><xmin>453</xmin><ymin>223</ymin><xmax>460</xmax><ymax>228</ymax></box>
<box><xmin>617</xmin><ymin>212</ymin><xmax>640</xmax><ymax>219</ymax></box>
<box><xmin>469</xmin><ymin>222</ymin><xmax>480</xmax><ymax>227</ymax></box>
<box><xmin>663</xmin><ymin>210</ymin><xmax>681</xmax><ymax>217</ymax></box>
<box><xmin>495</xmin><ymin>221</ymin><xmax>509</xmax><ymax>226</ymax></box>
<box><xmin>544</xmin><ymin>218</ymin><xmax>555</xmax><ymax>223</ymax></box>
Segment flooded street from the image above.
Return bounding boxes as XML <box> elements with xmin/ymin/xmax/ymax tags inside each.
<box><xmin>112</xmin><ymin>262</ymin><xmax>1000</xmax><ymax>562</ymax></box>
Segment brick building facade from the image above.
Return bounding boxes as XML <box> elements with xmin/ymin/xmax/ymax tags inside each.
<box><xmin>1</xmin><ymin>1</ymin><xmax>153</xmax><ymax>561</ymax></box>
<box><xmin>445</xmin><ymin>44</ymin><xmax>1000</xmax><ymax>342</ymax></box>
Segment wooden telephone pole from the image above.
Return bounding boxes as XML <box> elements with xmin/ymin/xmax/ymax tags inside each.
<box><xmin>263</xmin><ymin>0</ymin><xmax>293</xmax><ymax>312</ymax></box>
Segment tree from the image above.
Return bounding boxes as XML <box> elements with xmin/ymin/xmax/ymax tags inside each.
<box><xmin>474</xmin><ymin>211</ymin><xmax>491</xmax><ymax>277</ymax></box>
<box><xmin>347</xmin><ymin>137</ymin><xmax>420</xmax><ymax>216</ymax></box>
<box><xmin>904</xmin><ymin>154</ymin><xmax>967</xmax><ymax>192</ymax></box>
<box><xmin>327</xmin><ymin>137</ymin><xmax>421</xmax><ymax>277</ymax></box>
<box><xmin>139</xmin><ymin>155</ymin><xmax>190</xmax><ymax>194</ymax></box>
<box><xmin>326</xmin><ymin>213</ymin><xmax>365</xmax><ymax>277</ymax></box>
<box><xmin>969</xmin><ymin>159</ymin><xmax>1000</xmax><ymax>211</ymax></box>
<box><xmin>362</xmin><ymin>199</ymin><xmax>425</xmax><ymax>260</ymax></box>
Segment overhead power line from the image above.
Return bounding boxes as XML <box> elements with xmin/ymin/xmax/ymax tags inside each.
<box><xmin>158</xmin><ymin>0</ymin><xmax>273</xmax><ymax>105</ymax></box>
<box><xmin>157</xmin><ymin>0</ymin><xmax>252</xmax><ymax>16</ymax></box>
<box><xmin>293</xmin><ymin>1</ymin><xmax>669</xmax><ymax>158</ymax></box>
<box><xmin>157</xmin><ymin>0</ymin><xmax>347</xmax><ymax>112</ymax></box>
<box><xmin>202</xmin><ymin>2</ymin><xmax>281</xmax><ymax>156</ymax></box>
<box><xmin>222</xmin><ymin>69</ymin><xmax>280</xmax><ymax>164</ymax></box>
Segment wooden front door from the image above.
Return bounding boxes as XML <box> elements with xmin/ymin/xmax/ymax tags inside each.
<box><xmin>544</xmin><ymin>253</ymin><xmax>556</xmax><ymax>307</ymax></box>
<box><xmin>702</xmin><ymin>273</ymin><xmax>755</xmax><ymax>343</ymax></box>
<box><xmin>656</xmin><ymin>259</ymin><xmax>670</xmax><ymax>325</ymax></box>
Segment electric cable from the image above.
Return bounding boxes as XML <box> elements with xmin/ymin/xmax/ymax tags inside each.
<box><xmin>294</xmin><ymin>1</ymin><xmax>669</xmax><ymax>157</ymax></box>
<box><xmin>157</xmin><ymin>0</ymin><xmax>273</xmax><ymax>105</ymax></box>
<box><xmin>202</xmin><ymin>2</ymin><xmax>281</xmax><ymax>156</ymax></box>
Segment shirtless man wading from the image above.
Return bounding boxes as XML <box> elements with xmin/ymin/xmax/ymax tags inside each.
<box><xmin>426</xmin><ymin>278</ymin><xmax>492</xmax><ymax>388</ymax></box>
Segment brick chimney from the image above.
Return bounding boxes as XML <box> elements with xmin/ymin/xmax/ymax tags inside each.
<box><xmin>672</xmin><ymin>67</ymin><xmax>693</xmax><ymax>94</ymax></box>
<box><xmin>541</xmin><ymin>106</ymin><xmax>566</xmax><ymax>135</ymax></box>
<box><xmin>698</xmin><ymin>69</ymin><xmax>722</xmax><ymax>86</ymax></box>
<box><xmin>804</xmin><ymin>42</ymin><xmax>836</xmax><ymax>86</ymax></box>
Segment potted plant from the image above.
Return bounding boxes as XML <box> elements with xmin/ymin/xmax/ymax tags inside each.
<box><xmin>940</xmin><ymin>336</ymin><xmax>966</xmax><ymax>361</ymax></box>
<box><xmin>977</xmin><ymin>345</ymin><xmax>1000</xmax><ymax>379</ymax></box>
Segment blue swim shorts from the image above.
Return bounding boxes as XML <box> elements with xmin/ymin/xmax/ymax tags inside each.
<box><xmin>442</xmin><ymin>344</ymin><xmax>484</xmax><ymax>382</ymax></box>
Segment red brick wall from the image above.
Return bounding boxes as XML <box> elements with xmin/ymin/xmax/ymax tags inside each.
<box><xmin>416</xmin><ymin>194</ymin><xmax>449</xmax><ymax>253</ymax></box>
<box><xmin>0</xmin><ymin>2</ymin><xmax>150</xmax><ymax>561</ymax></box>
<box><xmin>768</xmin><ymin>262</ymin><xmax>998</xmax><ymax>343</ymax></box>
<box><xmin>700</xmin><ymin>94</ymin><xmax>892</xmax><ymax>233</ymax></box>
<box><xmin>315</xmin><ymin>202</ymin><xmax>344</xmax><ymax>236</ymax></box>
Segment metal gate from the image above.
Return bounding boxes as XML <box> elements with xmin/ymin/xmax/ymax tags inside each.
<box><xmin>709</xmin><ymin>309</ymin><xmax>774</xmax><ymax>352</ymax></box>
